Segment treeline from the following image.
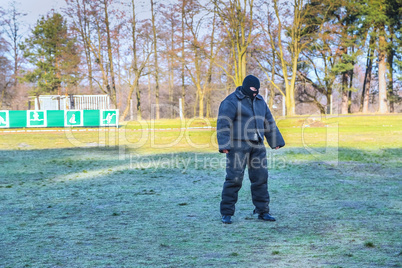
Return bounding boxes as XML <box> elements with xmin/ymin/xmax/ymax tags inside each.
<box><xmin>0</xmin><ymin>0</ymin><xmax>401</xmax><ymax>119</ymax></box>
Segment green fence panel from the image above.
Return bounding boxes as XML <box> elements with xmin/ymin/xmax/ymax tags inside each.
<box><xmin>0</xmin><ymin>110</ymin><xmax>118</xmax><ymax>129</ymax></box>
<box><xmin>9</xmin><ymin>111</ymin><xmax>26</xmax><ymax>128</ymax></box>
<box><xmin>99</xmin><ymin>110</ymin><xmax>119</xmax><ymax>127</ymax></box>
<box><xmin>83</xmin><ymin>110</ymin><xmax>100</xmax><ymax>127</ymax></box>
<box><xmin>47</xmin><ymin>110</ymin><xmax>65</xmax><ymax>127</ymax></box>
<box><xmin>65</xmin><ymin>110</ymin><xmax>84</xmax><ymax>127</ymax></box>
<box><xmin>0</xmin><ymin>111</ymin><xmax>10</xmax><ymax>128</ymax></box>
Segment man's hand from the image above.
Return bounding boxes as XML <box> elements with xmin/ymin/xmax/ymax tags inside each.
<box><xmin>275</xmin><ymin>146</ymin><xmax>280</xmax><ymax>150</ymax></box>
<box><xmin>222</xmin><ymin>149</ymin><xmax>229</xmax><ymax>153</ymax></box>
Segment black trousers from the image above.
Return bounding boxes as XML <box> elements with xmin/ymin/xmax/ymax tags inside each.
<box><xmin>220</xmin><ymin>140</ymin><xmax>270</xmax><ymax>216</ymax></box>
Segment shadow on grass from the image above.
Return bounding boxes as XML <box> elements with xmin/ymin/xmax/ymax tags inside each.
<box><xmin>0</xmin><ymin>147</ymin><xmax>401</xmax><ymax>267</ymax></box>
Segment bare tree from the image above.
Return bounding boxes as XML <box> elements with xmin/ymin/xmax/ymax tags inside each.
<box><xmin>0</xmin><ymin>25</ymin><xmax>12</xmax><ymax>108</ymax></box>
<box><xmin>121</xmin><ymin>0</ymin><xmax>152</xmax><ymax>120</ymax></box>
<box><xmin>3</xmin><ymin>1</ymin><xmax>26</xmax><ymax>90</ymax></box>
<box><xmin>151</xmin><ymin>0</ymin><xmax>161</xmax><ymax>119</ymax></box>
<box><xmin>180</xmin><ymin>0</ymin><xmax>187</xmax><ymax>117</ymax></box>
<box><xmin>377</xmin><ymin>24</ymin><xmax>388</xmax><ymax>113</ymax></box>
<box><xmin>267</xmin><ymin>0</ymin><xmax>329</xmax><ymax>116</ymax></box>
<box><xmin>205</xmin><ymin>5</ymin><xmax>217</xmax><ymax>118</ymax></box>
<box><xmin>213</xmin><ymin>0</ymin><xmax>255</xmax><ymax>87</ymax></box>
<box><xmin>361</xmin><ymin>34</ymin><xmax>375</xmax><ymax>113</ymax></box>
<box><xmin>159</xmin><ymin>3</ymin><xmax>181</xmax><ymax>117</ymax></box>
<box><xmin>65</xmin><ymin>0</ymin><xmax>94</xmax><ymax>93</ymax></box>
<box><xmin>65</xmin><ymin>0</ymin><xmax>122</xmax><ymax>107</ymax></box>
<box><xmin>183</xmin><ymin>0</ymin><xmax>218</xmax><ymax>118</ymax></box>
<box><xmin>103</xmin><ymin>0</ymin><xmax>117</xmax><ymax>108</ymax></box>
<box><xmin>254</xmin><ymin>3</ymin><xmax>286</xmax><ymax>109</ymax></box>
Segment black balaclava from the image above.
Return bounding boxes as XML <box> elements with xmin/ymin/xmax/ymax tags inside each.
<box><xmin>241</xmin><ymin>75</ymin><xmax>260</xmax><ymax>98</ymax></box>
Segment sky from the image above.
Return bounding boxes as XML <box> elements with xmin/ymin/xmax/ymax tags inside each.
<box><xmin>0</xmin><ymin>0</ymin><xmax>152</xmax><ymax>33</ymax></box>
<box><xmin>0</xmin><ymin>0</ymin><xmax>66</xmax><ymax>27</ymax></box>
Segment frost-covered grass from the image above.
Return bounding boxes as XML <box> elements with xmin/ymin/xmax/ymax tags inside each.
<box><xmin>0</xmin><ymin>147</ymin><xmax>401</xmax><ymax>267</ymax></box>
<box><xmin>0</xmin><ymin>114</ymin><xmax>401</xmax><ymax>267</ymax></box>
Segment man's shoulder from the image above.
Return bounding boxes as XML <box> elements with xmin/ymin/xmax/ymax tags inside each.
<box><xmin>255</xmin><ymin>95</ymin><xmax>268</xmax><ymax>107</ymax></box>
<box><xmin>220</xmin><ymin>90</ymin><xmax>239</xmax><ymax>105</ymax></box>
<box><xmin>226</xmin><ymin>91</ymin><xmax>238</xmax><ymax>101</ymax></box>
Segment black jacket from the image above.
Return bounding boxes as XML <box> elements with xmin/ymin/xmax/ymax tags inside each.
<box><xmin>217</xmin><ymin>87</ymin><xmax>285</xmax><ymax>151</ymax></box>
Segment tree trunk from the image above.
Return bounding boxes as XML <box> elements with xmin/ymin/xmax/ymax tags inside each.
<box><xmin>4</xmin><ymin>3</ymin><xmax>23</xmax><ymax>96</ymax></box>
<box><xmin>198</xmin><ymin>92</ymin><xmax>204</xmax><ymax>118</ymax></box>
<box><xmin>206</xmin><ymin>89</ymin><xmax>211</xmax><ymax>118</ymax></box>
<box><xmin>387</xmin><ymin>34</ymin><xmax>395</xmax><ymax>113</ymax></box>
<box><xmin>205</xmin><ymin>8</ymin><xmax>216</xmax><ymax>118</ymax></box>
<box><xmin>194</xmin><ymin>90</ymin><xmax>198</xmax><ymax>117</ymax></box>
<box><xmin>104</xmin><ymin>0</ymin><xmax>117</xmax><ymax>108</ymax></box>
<box><xmin>348</xmin><ymin>46</ymin><xmax>355</xmax><ymax>113</ymax></box>
<box><xmin>116</xmin><ymin>31</ymin><xmax>122</xmax><ymax>108</ymax></box>
<box><xmin>240</xmin><ymin>50</ymin><xmax>247</xmax><ymax>85</ymax></box>
<box><xmin>339</xmin><ymin>45</ymin><xmax>349</xmax><ymax>114</ymax></box>
<box><xmin>341</xmin><ymin>72</ymin><xmax>349</xmax><ymax>114</ymax></box>
<box><xmin>83</xmin><ymin>1</ymin><xmax>94</xmax><ymax>93</ymax></box>
<box><xmin>36</xmin><ymin>95</ymin><xmax>41</xmax><ymax>110</ymax></box>
<box><xmin>121</xmin><ymin>0</ymin><xmax>142</xmax><ymax>121</ymax></box>
<box><xmin>289</xmin><ymin>62</ymin><xmax>297</xmax><ymax>116</ymax></box>
<box><xmin>269</xmin><ymin>88</ymin><xmax>275</xmax><ymax>110</ymax></box>
<box><xmin>326</xmin><ymin>90</ymin><xmax>331</xmax><ymax>114</ymax></box>
<box><xmin>269</xmin><ymin>50</ymin><xmax>276</xmax><ymax>110</ymax></box>
<box><xmin>132</xmin><ymin>0</ymin><xmax>141</xmax><ymax>120</ymax></box>
<box><xmin>151</xmin><ymin>0</ymin><xmax>160</xmax><ymax>119</ymax></box>
<box><xmin>93</xmin><ymin>19</ymin><xmax>109</xmax><ymax>95</ymax></box>
<box><xmin>272</xmin><ymin>0</ymin><xmax>302</xmax><ymax>116</ymax></box>
<box><xmin>361</xmin><ymin>35</ymin><xmax>373</xmax><ymax>113</ymax></box>
<box><xmin>181</xmin><ymin>1</ymin><xmax>186</xmax><ymax>118</ymax></box>
<box><xmin>76</xmin><ymin>0</ymin><xmax>93</xmax><ymax>93</ymax></box>
<box><xmin>169</xmin><ymin>21</ymin><xmax>174</xmax><ymax>118</ymax></box>
<box><xmin>348</xmin><ymin>71</ymin><xmax>353</xmax><ymax>114</ymax></box>
<box><xmin>0</xmin><ymin>90</ymin><xmax>4</xmax><ymax>109</ymax></box>
<box><xmin>121</xmin><ymin>78</ymin><xmax>138</xmax><ymax>120</ymax></box>
<box><xmin>378</xmin><ymin>29</ymin><xmax>388</xmax><ymax>114</ymax></box>
<box><xmin>136</xmin><ymin>81</ymin><xmax>141</xmax><ymax>120</ymax></box>
<box><xmin>147</xmin><ymin>61</ymin><xmax>152</xmax><ymax>118</ymax></box>
<box><xmin>12</xmin><ymin>10</ymin><xmax>18</xmax><ymax>89</ymax></box>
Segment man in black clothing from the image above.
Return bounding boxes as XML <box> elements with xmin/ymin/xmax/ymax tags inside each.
<box><xmin>217</xmin><ymin>75</ymin><xmax>285</xmax><ymax>224</ymax></box>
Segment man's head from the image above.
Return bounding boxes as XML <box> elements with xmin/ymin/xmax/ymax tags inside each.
<box><xmin>241</xmin><ymin>75</ymin><xmax>260</xmax><ymax>98</ymax></box>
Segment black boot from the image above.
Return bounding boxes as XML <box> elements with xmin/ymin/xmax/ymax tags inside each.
<box><xmin>221</xmin><ymin>215</ymin><xmax>232</xmax><ymax>224</ymax></box>
<box><xmin>258</xmin><ymin>213</ymin><xmax>276</xmax><ymax>221</ymax></box>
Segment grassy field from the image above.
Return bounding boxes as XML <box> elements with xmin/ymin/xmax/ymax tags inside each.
<box><xmin>0</xmin><ymin>114</ymin><xmax>401</xmax><ymax>267</ymax></box>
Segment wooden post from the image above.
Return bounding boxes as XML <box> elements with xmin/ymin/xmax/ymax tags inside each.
<box><xmin>179</xmin><ymin>98</ymin><xmax>183</xmax><ymax>119</ymax></box>
<box><xmin>282</xmin><ymin>95</ymin><xmax>286</xmax><ymax>117</ymax></box>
